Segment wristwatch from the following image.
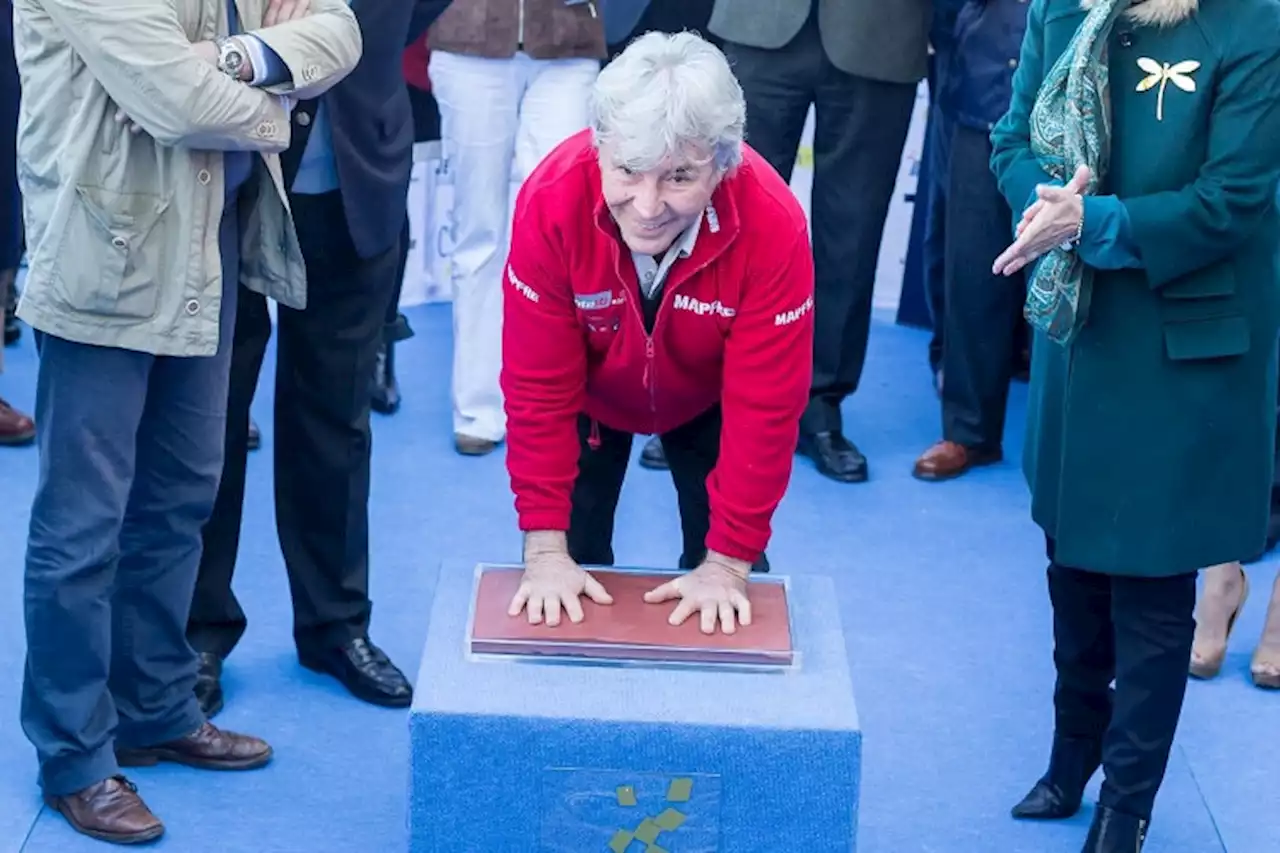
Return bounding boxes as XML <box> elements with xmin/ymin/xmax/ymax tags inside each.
<box><xmin>215</xmin><ymin>37</ymin><xmax>247</xmax><ymax>80</ymax></box>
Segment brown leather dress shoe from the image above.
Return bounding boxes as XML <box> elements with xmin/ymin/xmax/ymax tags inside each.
<box><xmin>44</xmin><ymin>775</ymin><xmax>164</xmax><ymax>845</ymax></box>
<box><xmin>0</xmin><ymin>396</ymin><xmax>35</xmax><ymax>446</ymax></box>
<box><xmin>116</xmin><ymin>721</ymin><xmax>272</xmax><ymax>771</ymax></box>
<box><xmin>912</xmin><ymin>440</ymin><xmax>1002</xmax><ymax>481</ymax></box>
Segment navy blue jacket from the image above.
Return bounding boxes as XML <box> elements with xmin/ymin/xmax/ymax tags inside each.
<box><xmin>931</xmin><ymin>0</ymin><xmax>970</xmax><ymax>58</ymax></box>
<box><xmin>942</xmin><ymin>0</ymin><xmax>1029</xmax><ymax>131</ymax></box>
<box><xmin>281</xmin><ymin>0</ymin><xmax>454</xmax><ymax>259</ymax></box>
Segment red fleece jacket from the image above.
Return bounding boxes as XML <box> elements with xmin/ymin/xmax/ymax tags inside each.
<box><xmin>500</xmin><ymin>130</ymin><xmax>814</xmax><ymax>563</ymax></box>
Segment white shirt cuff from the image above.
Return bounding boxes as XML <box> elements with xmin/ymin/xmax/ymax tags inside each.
<box><xmin>237</xmin><ymin>35</ymin><xmax>275</xmax><ymax>87</ymax></box>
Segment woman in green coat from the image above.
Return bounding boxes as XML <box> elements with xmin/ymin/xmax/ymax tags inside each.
<box><xmin>989</xmin><ymin>0</ymin><xmax>1280</xmax><ymax>850</ymax></box>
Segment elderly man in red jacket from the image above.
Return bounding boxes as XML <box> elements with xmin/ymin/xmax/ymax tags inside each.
<box><xmin>500</xmin><ymin>31</ymin><xmax>815</xmax><ymax>637</ymax></box>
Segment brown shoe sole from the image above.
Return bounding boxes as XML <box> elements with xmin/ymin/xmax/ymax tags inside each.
<box><xmin>0</xmin><ymin>429</ymin><xmax>35</xmax><ymax>447</ymax></box>
<box><xmin>46</xmin><ymin>799</ymin><xmax>164</xmax><ymax>845</ymax></box>
<box><xmin>115</xmin><ymin>745</ymin><xmax>273</xmax><ymax>772</ymax></box>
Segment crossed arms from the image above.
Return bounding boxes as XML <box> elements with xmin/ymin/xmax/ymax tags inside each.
<box><xmin>34</xmin><ymin>0</ymin><xmax>362</xmax><ymax>151</ymax></box>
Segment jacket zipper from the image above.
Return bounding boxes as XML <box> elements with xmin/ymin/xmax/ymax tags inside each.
<box><xmin>626</xmin><ymin>257</ymin><xmax>716</xmax><ymax>434</ymax></box>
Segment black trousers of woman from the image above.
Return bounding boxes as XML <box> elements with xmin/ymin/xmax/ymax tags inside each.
<box><xmin>1039</xmin><ymin>537</ymin><xmax>1196</xmax><ymax>822</ymax></box>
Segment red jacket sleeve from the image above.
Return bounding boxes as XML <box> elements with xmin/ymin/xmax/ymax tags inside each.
<box><xmin>705</xmin><ymin>222</ymin><xmax>815</xmax><ymax>562</ymax></box>
<box><xmin>500</xmin><ymin>191</ymin><xmax>587</xmax><ymax>533</ymax></box>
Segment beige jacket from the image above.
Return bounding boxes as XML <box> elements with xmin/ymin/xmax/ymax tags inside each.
<box><xmin>12</xmin><ymin>0</ymin><xmax>362</xmax><ymax>357</ymax></box>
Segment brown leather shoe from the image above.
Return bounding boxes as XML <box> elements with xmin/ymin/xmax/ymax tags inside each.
<box><xmin>44</xmin><ymin>775</ymin><xmax>164</xmax><ymax>845</ymax></box>
<box><xmin>116</xmin><ymin>721</ymin><xmax>272</xmax><ymax>771</ymax></box>
<box><xmin>912</xmin><ymin>440</ymin><xmax>1002</xmax><ymax>481</ymax></box>
<box><xmin>0</xmin><ymin>396</ymin><xmax>35</xmax><ymax>446</ymax></box>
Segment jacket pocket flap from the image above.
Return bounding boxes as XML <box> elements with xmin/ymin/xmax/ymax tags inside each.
<box><xmin>1163</xmin><ymin>315</ymin><xmax>1250</xmax><ymax>361</ymax></box>
<box><xmin>74</xmin><ymin>185</ymin><xmax>171</xmax><ymax>241</ymax></box>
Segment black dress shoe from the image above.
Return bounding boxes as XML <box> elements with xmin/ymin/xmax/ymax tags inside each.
<box><xmin>195</xmin><ymin>652</ymin><xmax>224</xmax><ymax>720</ymax></box>
<box><xmin>298</xmin><ymin>636</ymin><xmax>413</xmax><ymax>708</ymax></box>
<box><xmin>797</xmin><ymin>431</ymin><xmax>867</xmax><ymax>483</ymax></box>
<box><xmin>247</xmin><ymin>419</ymin><xmax>261</xmax><ymax>452</ymax></box>
<box><xmin>1012</xmin><ymin>736</ymin><xmax>1103</xmax><ymax>820</ymax></box>
<box><xmin>1082</xmin><ymin>806</ymin><xmax>1148</xmax><ymax>852</ymax></box>
<box><xmin>638</xmin><ymin>435</ymin><xmax>667</xmax><ymax>470</ymax></box>
<box><xmin>371</xmin><ymin>341</ymin><xmax>401</xmax><ymax>415</ymax></box>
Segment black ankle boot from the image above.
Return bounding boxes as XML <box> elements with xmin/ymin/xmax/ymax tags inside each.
<box><xmin>1012</xmin><ymin>736</ymin><xmax>1103</xmax><ymax>819</ymax></box>
<box><xmin>371</xmin><ymin>341</ymin><xmax>401</xmax><ymax>415</ymax></box>
<box><xmin>1082</xmin><ymin>806</ymin><xmax>1148</xmax><ymax>852</ymax></box>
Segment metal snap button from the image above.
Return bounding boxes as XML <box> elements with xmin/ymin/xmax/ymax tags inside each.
<box><xmin>111</xmin><ymin>236</ymin><xmax>127</xmax><ymax>249</ymax></box>
<box><xmin>197</xmin><ymin>169</ymin><xmax>212</xmax><ymax>185</ymax></box>
<box><xmin>185</xmin><ymin>299</ymin><xmax>200</xmax><ymax>316</ymax></box>
<box><xmin>296</xmin><ymin>112</ymin><xmax>311</xmax><ymax>127</ymax></box>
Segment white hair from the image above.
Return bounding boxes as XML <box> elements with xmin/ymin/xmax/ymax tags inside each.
<box><xmin>589</xmin><ymin>31</ymin><xmax>746</xmax><ymax>174</ymax></box>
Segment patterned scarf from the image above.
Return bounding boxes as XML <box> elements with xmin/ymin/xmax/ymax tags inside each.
<box><xmin>1024</xmin><ymin>0</ymin><xmax>1132</xmax><ymax>345</ymax></box>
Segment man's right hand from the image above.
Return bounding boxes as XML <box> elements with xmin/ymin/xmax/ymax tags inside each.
<box><xmin>508</xmin><ymin>548</ymin><xmax>613</xmax><ymax>627</ymax></box>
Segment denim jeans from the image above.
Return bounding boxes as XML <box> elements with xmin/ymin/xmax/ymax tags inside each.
<box><xmin>21</xmin><ymin>201</ymin><xmax>240</xmax><ymax>796</ymax></box>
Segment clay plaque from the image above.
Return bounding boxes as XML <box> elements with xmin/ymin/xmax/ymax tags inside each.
<box><xmin>468</xmin><ymin>566</ymin><xmax>794</xmax><ymax>666</ymax></box>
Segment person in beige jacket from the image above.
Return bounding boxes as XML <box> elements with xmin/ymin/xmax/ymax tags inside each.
<box><xmin>12</xmin><ymin>0</ymin><xmax>360</xmax><ymax>844</ymax></box>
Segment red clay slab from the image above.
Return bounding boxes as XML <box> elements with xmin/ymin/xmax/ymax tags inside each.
<box><xmin>469</xmin><ymin>567</ymin><xmax>794</xmax><ymax>666</ymax></box>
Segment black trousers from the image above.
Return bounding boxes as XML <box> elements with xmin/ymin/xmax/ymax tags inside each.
<box><xmin>1045</xmin><ymin>539</ymin><xmax>1196</xmax><ymax>820</ymax></box>
<box><xmin>606</xmin><ymin>0</ymin><xmax>720</xmax><ymax>60</ymax></box>
<box><xmin>568</xmin><ymin>406</ymin><xmax>766</xmax><ymax>572</ymax></box>
<box><xmin>188</xmin><ymin>191</ymin><xmax>401</xmax><ymax>659</ymax></box>
<box><xmin>723</xmin><ymin>12</ymin><xmax>916</xmax><ymax>436</ymax></box>
<box><xmin>940</xmin><ymin>125</ymin><xmax>1026</xmax><ymax>450</ymax></box>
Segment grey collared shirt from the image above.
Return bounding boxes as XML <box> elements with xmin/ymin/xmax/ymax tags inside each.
<box><xmin>632</xmin><ymin>211</ymin><xmax>703</xmax><ymax>299</ymax></box>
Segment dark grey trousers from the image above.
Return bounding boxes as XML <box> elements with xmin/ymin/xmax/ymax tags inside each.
<box><xmin>21</xmin><ymin>201</ymin><xmax>240</xmax><ymax>796</ymax></box>
<box><xmin>940</xmin><ymin>124</ymin><xmax>1026</xmax><ymax>451</ymax></box>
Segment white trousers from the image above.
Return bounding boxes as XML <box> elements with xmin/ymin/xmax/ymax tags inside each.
<box><xmin>429</xmin><ymin>50</ymin><xmax>599</xmax><ymax>442</ymax></box>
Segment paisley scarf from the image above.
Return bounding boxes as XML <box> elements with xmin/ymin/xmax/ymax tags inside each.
<box><xmin>1024</xmin><ymin>0</ymin><xmax>1132</xmax><ymax>345</ymax></box>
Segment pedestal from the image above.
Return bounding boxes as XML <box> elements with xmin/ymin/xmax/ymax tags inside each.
<box><xmin>408</xmin><ymin>563</ymin><xmax>861</xmax><ymax>852</ymax></box>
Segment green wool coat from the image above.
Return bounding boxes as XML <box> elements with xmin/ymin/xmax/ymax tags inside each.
<box><xmin>990</xmin><ymin>0</ymin><xmax>1280</xmax><ymax>577</ymax></box>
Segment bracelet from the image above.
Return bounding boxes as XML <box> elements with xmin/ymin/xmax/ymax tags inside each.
<box><xmin>1059</xmin><ymin>208</ymin><xmax>1086</xmax><ymax>252</ymax></box>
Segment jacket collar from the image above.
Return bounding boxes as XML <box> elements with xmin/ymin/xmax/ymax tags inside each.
<box><xmin>1080</xmin><ymin>0</ymin><xmax>1199</xmax><ymax>27</ymax></box>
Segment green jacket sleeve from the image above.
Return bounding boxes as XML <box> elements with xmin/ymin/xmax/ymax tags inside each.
<box><xmin>1079</xmin><ymin>196</ymin><xmax>1143</xmax><ymax>270</ymax></box>
<box><xmin>1122</xmin><ymin>14</ymin><xmax>1280</xmax><ymax>289</ymax></box>
<box><xmin>989</xmin><ymin>0</ymin><xmax>1057</xmax><ymax>218</ymax></box>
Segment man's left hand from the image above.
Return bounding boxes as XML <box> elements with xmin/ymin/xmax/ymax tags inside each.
<box><xmin>644</xmin><ymin>552</ymin><xmax>752</xmax><ymax>635</ymax></box>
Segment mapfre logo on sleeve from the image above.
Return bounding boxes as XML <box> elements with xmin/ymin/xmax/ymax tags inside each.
<box><xmin>507</xmin><ymin>264</ymin><xmax>539</xmax><ymax>303</ymax></box>
<box><xmin>775</xmin><ymin>294</ymin><xmax>813</xmax><ymax>326</ymax></box>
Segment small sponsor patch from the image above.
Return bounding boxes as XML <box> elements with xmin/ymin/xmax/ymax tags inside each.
<box><xmin>575</xmin><ymin>290</ymin><xmax>613</xmax><ymax>311</ymax></box>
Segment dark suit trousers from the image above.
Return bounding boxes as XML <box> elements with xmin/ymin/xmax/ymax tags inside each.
<box><xmin>940</xmin><ymin>125</ymin><xmax>1025</xmax><ymax>450</ymax></box>
<box><xmin>723</xmin><ymin>11</ymin><xmax>916</xmax><ymax>436</ymax></box>
<box><xmin>922</xmin><ymin>54</ymin><xmax>952</xmax><ymax>376</ymax></box>
<box><xmin>1045</xmin><ymin>538</ymin><xmax>1196</xmax><ymax>820</ymax></box>
<box><xmin>606</xmin><ymin>0</ymin><xmax>720</xmax><ymax>59</ymax></box>
<box><xmin>188</xmin><ymin>191</ymin><xmax>400</xmax><ymax>658</ymax></box>
<box><xmin>567</xmin><ymin>407</ymin><xmax>767</xmax><ymax>572</ymax></box>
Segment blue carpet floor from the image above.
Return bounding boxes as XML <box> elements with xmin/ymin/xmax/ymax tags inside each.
<box><xmin>0</xmin><ymin>304</ymin><xmax>1277</xmax><ymax>853</ymax></box>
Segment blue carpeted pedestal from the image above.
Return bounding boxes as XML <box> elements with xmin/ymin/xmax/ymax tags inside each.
<box><xmin>409</xmin><ymin>563</ymin><xmax>861</xmax><ymax>852</ymax></box>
